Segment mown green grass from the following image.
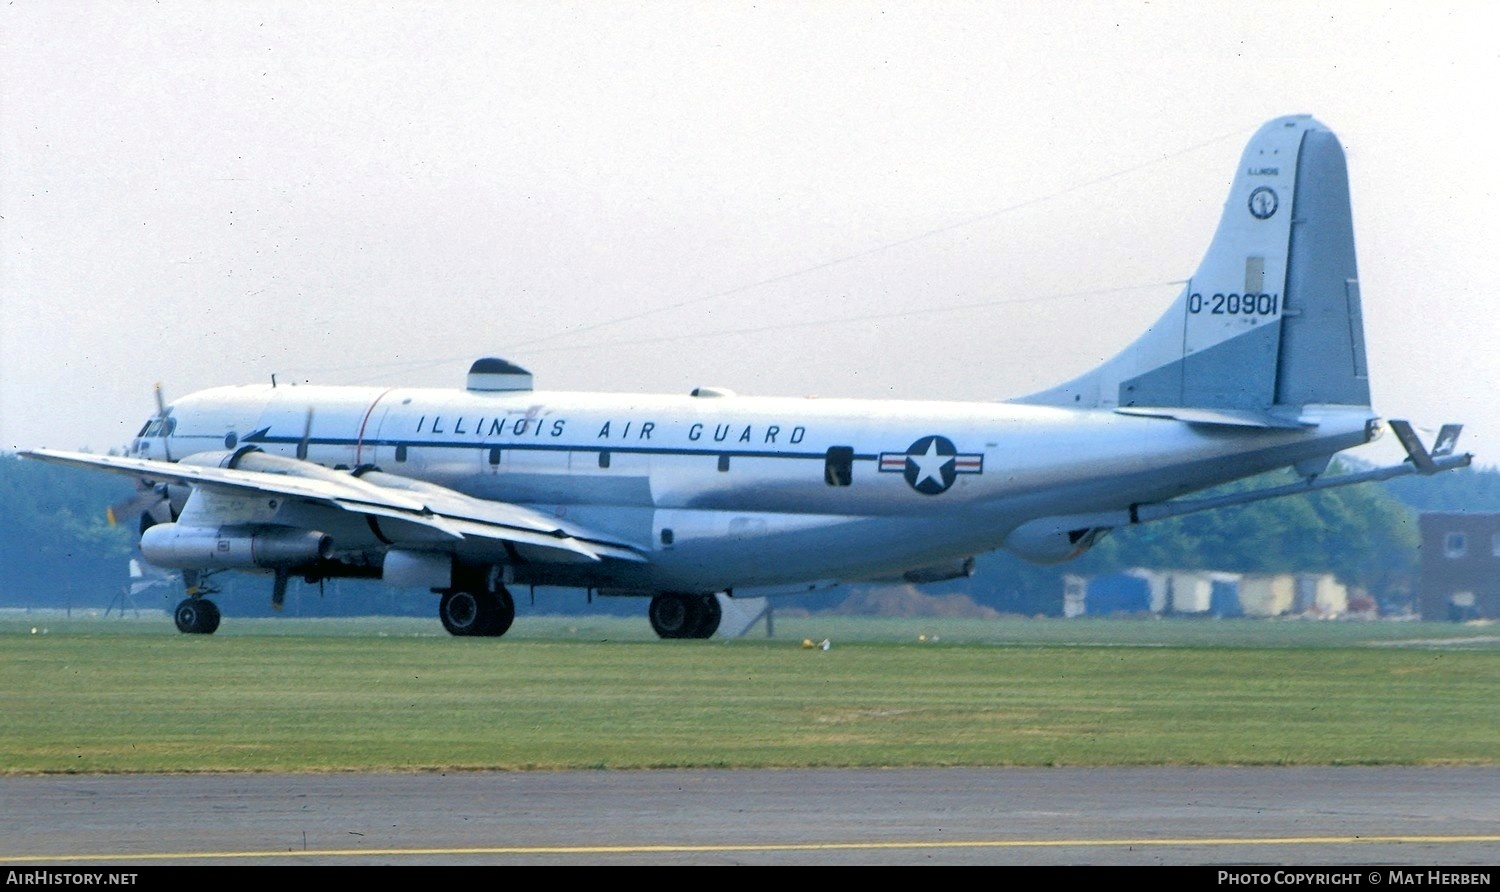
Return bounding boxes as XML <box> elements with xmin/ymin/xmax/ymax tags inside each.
<box><xmin>2</xmin><ymin>613</ymin><xmax>1496</xmax><ymax>774</ymax></box>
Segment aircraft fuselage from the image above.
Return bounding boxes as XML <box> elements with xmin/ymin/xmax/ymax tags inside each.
<box><xmin>137</xmin><ymin>382</ymin><xmax>1376</xmax><ymax>595</ymax></box>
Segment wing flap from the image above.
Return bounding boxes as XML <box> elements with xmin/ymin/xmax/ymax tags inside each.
<box><xmin>20</xmin><ymin>448</ymin><xmax>647</xmax><ymax>564</ymax></box>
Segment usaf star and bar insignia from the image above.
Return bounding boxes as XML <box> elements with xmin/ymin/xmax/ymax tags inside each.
<box><xmin>878</xmin><ymin>435</ymin><xmax>984</xmax><ymax>495</ymax></box>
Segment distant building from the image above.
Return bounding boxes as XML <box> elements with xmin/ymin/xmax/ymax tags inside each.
<box><xmin>1083</xmin><ymin>569</ymin><xmax>1163</xmax><ymax>616</ymax></box>
<box><xmin>1063</xmin><ymin>569</ymin><xmax>1359</xmax><ymax>620</ymax></box>
<box><xmin>1239</xmin><ymin>573</ymin><xmax>1350</xmax><ymax>618</ymax></box>
<box><xmin>1206</xmin><ymin>574</ymin><xmax>1244</xmax><ymax>618</ymax></box>
<box><xmin>1166</xmin><ymin>571</ymin><xmax>1213</xmax><ymax>614</ymax></box>
<box><xmin>1418</xmin><ymin>513</ymin><xmax>1500</xmax><ymax>621</ymax></box>
<box><xmin>1294</xmin><ymin>573</ymin><xmax>1349</xmax><ymax>617</ymax></box>
<box><xmin>1165</xmin><ymin>571</ymin><xmax>1244</xmax><ymax>617</ymax></box>
<box><xmin>1239</xmin><ymin>574</ymin><xmax>1296</xmax><ymax>617</ymax></box>
<box><xmin>1063</xmin><ymin>574</ymin><xmax>1087</xmax><ymax>618</ymax></box>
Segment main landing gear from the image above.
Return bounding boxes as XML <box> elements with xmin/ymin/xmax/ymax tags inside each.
<box><xmin>648</xmin><ymin>593</ymin><xmax>722</xmax><ymax>639</ymax></box>
<box><xmin>439</xmin><ymin>586</ymin><xmax>516</xmax><ymax>637</ymax></box>
<box><xmin>174</xmin><ymin>597</ymin><xmax>221</xmax><ymax>634</ymax></box>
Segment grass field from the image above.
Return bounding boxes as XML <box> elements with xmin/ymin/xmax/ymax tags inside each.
<box><xmin>2</xmin><ymin>611</ymin><xmax>1496</xmax><ymax>775</ymax></box>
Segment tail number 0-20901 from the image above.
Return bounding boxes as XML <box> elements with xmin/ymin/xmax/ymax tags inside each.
<box><xmin>1187</xmin><ymin>292</ymin><xmax>1279</xmax><ymax>316</ymax></box>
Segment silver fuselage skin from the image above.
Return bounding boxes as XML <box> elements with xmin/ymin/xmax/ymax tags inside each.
<box><xmin>135</xmin><ymin>382</ymin><xmax>1375</xmax><ymax>595</ymax></box>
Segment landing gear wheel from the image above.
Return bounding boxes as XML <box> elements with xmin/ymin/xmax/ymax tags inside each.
<box><xmin>174</xmin><ymin>598</ymin><xmax>220</xmax><ymax>635</ymax></box>
<box><xmin>692</xmin><ymin>593</ymin><xmax>722</xmax><ymax>639</ymax></box>
<box><xmin>440</xmin><ymin>589</ymin><xmax>490</xmax><ymax>636</ymax></box>
<box><xmin>649</xmin><ymin>593</ymin><xmax>720</xmax><ymax>639</ymax></box>
<box><xmin>480</xmin><ymin>587</ymin><xmax>515</xmax><ymax>638</ymax></box>
<box><xmin>440</xmin><ymin>587</ymin><xmax>515</xmax><ymax>637</ymax></box>
<box><xmin>649</xmin><ymin>593</ymin><xmax>693</xmax><ymax>639</ymax></box>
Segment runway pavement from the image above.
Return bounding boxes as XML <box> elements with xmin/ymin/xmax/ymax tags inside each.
<box><xmin>2</xmin><ymin>766</ymin><xmax>1497</xmax><ymax>866</ymax></box>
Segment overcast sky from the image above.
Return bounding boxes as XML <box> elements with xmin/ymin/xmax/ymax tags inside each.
<box><xmin>3</xmin><ymin>1</ymin><xmax>1496</xmax><ymax>471</ymax></box>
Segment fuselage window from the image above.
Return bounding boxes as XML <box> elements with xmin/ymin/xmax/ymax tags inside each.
<box><xmin>598</xmin><ymin>451</ymin><xmax>611</xmax><ymax>469</ymax></box>
<box><xmin>825</xmin><ymin>446</ymin><xmax>854</xmax><ymax>486</ymax></box>
<box><xmin>395</xmin><ymin>444</ymin><xmax>408</xmax><ymax>463</ymax></box>
<box><xmin>488</xmin><ymin>446</ymin><xmax>501</xmax><ymax>466</ymax></box>
<box><xmin>718</xmin><ymin>454</ymin><xmax>731</xmax><ymax>472</ymax></box>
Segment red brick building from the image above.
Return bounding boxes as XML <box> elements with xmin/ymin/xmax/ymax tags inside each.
<box><xmin>1418</xmin><ymin>513</ymin><xmax>1500</xmax><ymax>621</ymax></box>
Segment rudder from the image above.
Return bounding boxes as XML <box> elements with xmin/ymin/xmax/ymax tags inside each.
<box><xmin>1274</xmin><ymin>125</ymin><xmax>1369</xmax><ymax>407</ymax></box>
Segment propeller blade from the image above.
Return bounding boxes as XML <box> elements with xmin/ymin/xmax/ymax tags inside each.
<box><xmin>149</xmin><ymin>383</ymin><xmax>174</xmax><ymax>462</ymax></box>
<box><xmin>296</xmin><ymin>407</ymin><xmax>314</xmax><ymax>460</ymax></box>
<box><xmin>107</xmin><ymin>485</ymin><xmax>167</xmax><ymax>528</ymax></box>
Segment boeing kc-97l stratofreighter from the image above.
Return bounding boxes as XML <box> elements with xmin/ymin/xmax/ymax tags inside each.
<box><xmin>23</xmin><ymin>115</ymin><xmax>1472</xmax><ymax>638</ymax></box>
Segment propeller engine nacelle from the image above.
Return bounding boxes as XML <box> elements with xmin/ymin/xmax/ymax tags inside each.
<box><xmin>140</xmin><ymin>523</ymin><xmax>333</xmax><ymax>570</ymax></box>
<box><xmin>181</xmin><ymin>446</ymin><xmax>342</xmax><ymax>478</ymax></box>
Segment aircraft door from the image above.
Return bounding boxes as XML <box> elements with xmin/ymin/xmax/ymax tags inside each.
<box><xmin>358</xmin><ymin>395</ymin><xmax>399</xmax><ymax>469</ymax></box>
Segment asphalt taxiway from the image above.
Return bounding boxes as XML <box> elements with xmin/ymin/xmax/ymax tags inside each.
<box><xmin>2</xmin><ymin>767</ymin><xmax>1497</xmax><ymax>866</ymax></box>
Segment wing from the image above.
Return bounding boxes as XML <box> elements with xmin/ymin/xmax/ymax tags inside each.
<box><xmin>20</xmin><ymin>448</ymin><xmax>646</xmax><ymax>564</ymax></box>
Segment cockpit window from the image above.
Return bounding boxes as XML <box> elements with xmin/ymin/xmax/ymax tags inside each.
<box><xmin>140</xmin><ymin>417</ymin><xmax>176</xmax><ymax>438</ymax></box>
<box><xmin>136</xmin><ymin>421</ymin><xmax>152</xmax><ymax>437</ymax></box>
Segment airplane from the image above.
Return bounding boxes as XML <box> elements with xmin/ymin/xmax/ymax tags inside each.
<box><xmin>21</xmin><ymin>114</ymin><xmax>1472</xmax><ymax>638</ymax></box>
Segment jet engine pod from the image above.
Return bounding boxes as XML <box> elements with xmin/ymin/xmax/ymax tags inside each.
<box><xmin>1002</xmin><ymin>516</ymin><xmax>1114</xmax><ymax>564</ymax></box>
<box><xmin>140</xmin><ymin>523</ymin><xmax>332</xmax><ymax>570</ymax></box>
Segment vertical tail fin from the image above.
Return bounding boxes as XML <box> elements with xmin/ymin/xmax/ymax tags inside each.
<box><xmin>1019</xmin><ymin>115</ymin><xmax>1370</xmax><ymax>415</ymax></box>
